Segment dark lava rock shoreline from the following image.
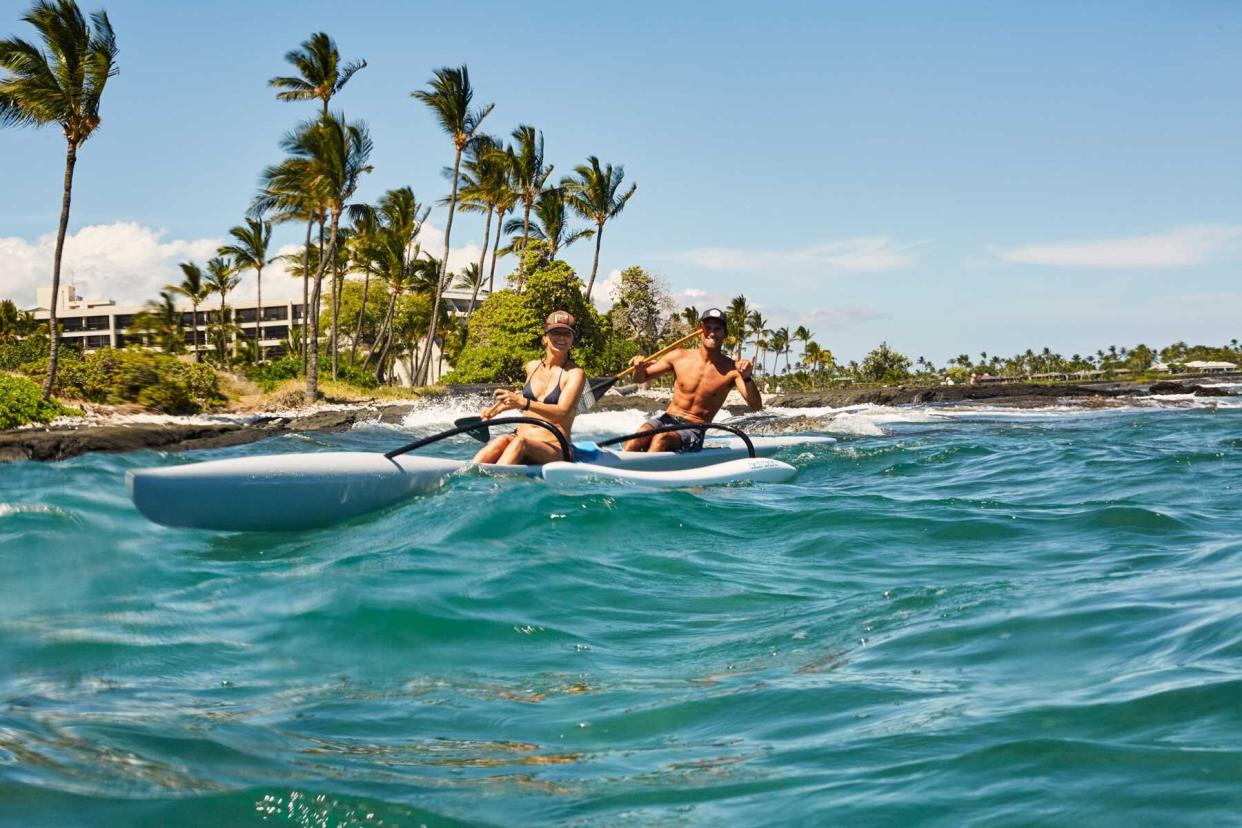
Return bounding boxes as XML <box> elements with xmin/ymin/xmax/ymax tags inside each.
<box><xmin>1</xmin><ymin>379</ymin><xmax>1234</xmax><ymax>463</ymax></box>
<box><xmin>0</xmin><ymin>407</ymin><xmax>416</xmax><ymax>464</ymax></box>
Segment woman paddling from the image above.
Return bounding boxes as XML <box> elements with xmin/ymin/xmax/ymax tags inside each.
<box><xmin>472</xmin><ymin>311</ymin><xmax>586</xmax><ymax>465</ymax></box>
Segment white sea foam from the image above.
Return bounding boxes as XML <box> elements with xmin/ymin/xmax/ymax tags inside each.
<box><xmin>0</xmin><ymin>503</ymin><xmax>63</xmax><ymax>518</ymax></box>
<box><xmin>391</xmin><ymin>395</ymin><xmax>492</xmax><ymax>433</ymax></box>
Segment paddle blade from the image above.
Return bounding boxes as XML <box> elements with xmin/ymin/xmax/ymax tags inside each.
<box><xmin>453</xmin><ymin>416</ymin><xmax>491</xmax><ymax>442</ymax></box>
<box><xmin>581</xmin><ymin>376</ymin><xmax>620</xmax><ymax>411</ymax></box>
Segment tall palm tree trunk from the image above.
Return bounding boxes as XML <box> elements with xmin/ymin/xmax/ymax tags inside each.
<box><xmin>42</xmin><ymin>143</ymin><xmax>78</xmax><ymax>400</ymax></box>
<box><xmin>255</xmin><ymin>265</ymin><xmax>264</xmax><ymax>362</ymax></box>
<box><xmin>468</xmin><ymin>208</ymin><xmax>492</xmax><ymax>316</ymax></box>
<box><xmin>331</xmin><ymin>259</ymin><xmax>341</xmax><ymax>380</ymax></box>
<box><xmin>369</xmin><ymin>291</ymin><xmax>398</xmax><ymax>373</ymax></box>
<box><xmin>417</xmin><ymin>145</ymin><xmax>464</xmax><ymax>385</ymax></box>
<box><xmin>218</xmin><ymin>294</ymin><xmax>228</xmax><ymax>365</ymax></box>
<box><xmin>191</xmin><ymin>303</ymin><xmax>200</xmax><ymax>361</ymax></box>
<box><xmin>307</xmin><ymin>216</ymin><xmax>341</xmax><ymax>402</ymax></box>
<box><xmin>518</xmin><ymin>201</ymin><xmax>532</xmax><ymax>292</ymax></box>
<box><xmin>300</xmin><ymin>219</ymin><xmax>312</xmax><ymax>373</ymax></box>
<box><xmin>351</xmin><ymin>272</ymin><xmax>370</xmax><ymax>364</ymax></box>
<box><xmin>487</xmin><ymin>208</ymin><xmax>505</xmax><ymax>292</ymax></box>
<box><xmin>376</xmin><ymin>304</ymin><xmax>398</xmax><ymax>382</ymax></box>
<box><xmin>585</xmin><ymin>221</ymin><xmax>604</xmax><ymax>302</ymax></box>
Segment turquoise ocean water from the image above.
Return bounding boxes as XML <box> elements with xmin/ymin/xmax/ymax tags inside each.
<box><xmin>2</xmin><ymin>391</ymin><xmax>1241</xmax><ymax>826</ymax></box>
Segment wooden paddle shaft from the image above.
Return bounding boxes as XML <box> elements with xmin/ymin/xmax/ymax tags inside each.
<box><xmin>616</xmin><ymin>329</ymin><xmax>703</xmax><ymax>379</ymax></box>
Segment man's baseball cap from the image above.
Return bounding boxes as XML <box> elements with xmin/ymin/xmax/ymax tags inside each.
<box><xmin>545</xmin><ymin>310</ymin><xmax>577</xmax><ymax>334</ymax></box>
<box><xmin>700</xmin><ymin>307</ymin><xmax>727</xmax><ymax>331</ymax></box>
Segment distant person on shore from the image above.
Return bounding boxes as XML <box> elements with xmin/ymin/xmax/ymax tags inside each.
<box><xmin>624</xmin><ymin>307</ymin><xmax>762</xmax><ymax>452</ymax></box>
<box><xmin>473</xmin><ymin>311</ymin><xmax>585</xmax><ymax>465</ymax></box>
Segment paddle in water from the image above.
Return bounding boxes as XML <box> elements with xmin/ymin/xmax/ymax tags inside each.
<box><xmin>455</xmin><ymin>329</ymin><xmax>703</xmax><ymax>440</ymax></box>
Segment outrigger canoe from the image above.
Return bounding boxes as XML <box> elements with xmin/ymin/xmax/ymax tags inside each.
<box><xmin>127</xmin><ymin>433</ymin><xmax>832</xmax><ymax>532</ymax></box>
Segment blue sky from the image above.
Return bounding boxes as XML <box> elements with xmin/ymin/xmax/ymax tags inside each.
<box><xmin>2</xmin><ymin>0</ymin><xmax>1240</xmax><ymax>362</ymax></box>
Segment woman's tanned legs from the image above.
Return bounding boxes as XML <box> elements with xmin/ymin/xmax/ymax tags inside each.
<box><xmin>472</xmin><ymin>433</ymin><xmax>516</xmax><ymax>463</ymax></box>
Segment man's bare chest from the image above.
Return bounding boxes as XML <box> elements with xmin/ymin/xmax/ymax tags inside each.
<box><xmin>675</xmin><ymin>363</ymin><xmax>731</xmax><ymax>397</ymax></box>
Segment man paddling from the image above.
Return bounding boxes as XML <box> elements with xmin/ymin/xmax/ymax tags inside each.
<box><xmin>624</xmin><ymin>308</ymin><xmax>762</xmax><ymax>452</ymax></box>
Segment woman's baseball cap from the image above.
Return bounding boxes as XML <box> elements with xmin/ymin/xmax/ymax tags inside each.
<box><xmin>545</xmin><ymin>311</ymin><xmax>577</xmax><ymax>334</ymax></box>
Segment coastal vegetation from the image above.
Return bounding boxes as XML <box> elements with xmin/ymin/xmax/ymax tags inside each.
<box><xmin>2</xmin><ymin>3</ymin><xmax>1239</xmax><ymax>421</ymax></box>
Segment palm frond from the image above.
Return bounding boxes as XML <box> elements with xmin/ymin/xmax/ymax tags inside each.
<box><xmin>0</xmin><ymin>1</ymin><xmax>117</xmax><ymax>137</ymax></box>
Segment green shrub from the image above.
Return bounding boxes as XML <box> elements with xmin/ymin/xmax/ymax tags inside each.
<box><xmin>43</xmin><ymin>348</ymin><xmax>225</xmax><ymax>414</ymax></box>
<box><xmin>0</xmin><ymin>374</ymin><xmax>79</xmax><ymax>429</ymax></box>
<box><xmin>859</xmin><ymin>342</ymin><xmax>912</xmax><ymax>384</ymax></box>
<box><xmin>0</xmin><ymin>335</ymin><xmax>81</xmax><ymax>372</ymax></box>
<box><xmin>245</xmin><ymin>355</ymin><xmax>302</xmax><ymax>391</ymax></box>
<box><xmin>335</xmin><ymin>359</ymin><xmax>380</xmax><ymax>390</ymax></box>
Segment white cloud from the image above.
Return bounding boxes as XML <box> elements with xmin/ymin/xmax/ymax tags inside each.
<box><xmin>801</xmin><ymin>306</ymin><xmax>890</xmax><ymax>326</ymax></box>
<box><xmin>670</xmin><ymin>236</ymin><xmax>921</xmax><ymax>273</ymax></box>
<box><xmin>0</xmin><ymin>222</ymin><xmax>221</xmax><ymax>306</ymax></box>
<box><xmin>0</xmin><ymin>220</ymin><xmax>500</xmax><ymax>308</ymax></box>
<box><xmin>594</xmin><ymin>268</ymin><xmax>624</xmax><ymax>311</ymax></box>
<box><xmin>416</xmin><ymin>220</ymin><xmax>489</xmax><ymax>279</ymax></box>
<box><xmin>994</xmin><ymin>224</ymin><xmax>1242</xmax><ymax>268</ymax></box>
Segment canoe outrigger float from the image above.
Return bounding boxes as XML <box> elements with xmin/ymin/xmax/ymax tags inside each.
<box><xmin>127</xmin><ymin>418</ymin><xmax>834</xmax><ymax>532</ymax></box>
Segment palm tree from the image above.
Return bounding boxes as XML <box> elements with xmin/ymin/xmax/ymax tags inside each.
<box><xmin>129</xmin><ymin>289</ymin><xmax>183</xmax><ymax>353</ymax></box>
<box><xmin>269</xmin><ymin>31</ymin><xmax>365</xmax><ymax>116</ymax></box>
<box><xmin>453</xmin><ymin>262</ymin><xmax>486</xmax><ymax>318</ymax></box>
<box><xmin>169</xmin><ymin>261</ymin><xmax>211</xmax><ymax>361</ymax></box>
<box><xmin>254</xmin><ymin>154</ymin><xmax>322</xmax><ymax>372</ymax></box>
<box><xmin>204</xmin><ymin>256</ymin><xmax>239</xmax><ymax>364</ymax></box>
<box><xmin>803</xmin><ymin>342</ymin><xmax>823</xmax><ymax>388</ymax></box>
<box><xmin>0</xmin><ymin>299</ymin><xmax>37</xmax><ymax>343</ymax></box>
<box><xmin>772</xmin><ymin>327</ymin><xmax>791</xmax><ymax>374</ymax></box>
<box><xmin>411</xmin><ymin>65</ymin><xmax>494</xmax><ymax>385</ymax></box>
<box><xmin>563</xmin><ymin>156</ymin><xmax>637</xmax><ymax>301</ymax></box>
<box><xmin>508</xmin><ymin>124</ymin><xmax>553</xmax><ymax>289</ymax></box>
<box><xmin>792</xmin><ymin>325</ymin><xmax>812</xmax><ymax>367</ymax></box>
<box><xmin>321</xmin><ymin>224</ymin><xmax>355</xmax><ymax>380</ymax></box>
<box><xmin>455</xmin><ymin>133</ymin><xmax>512</xmax><ymax>298</ymax></box>
<box><xmin>746</xmin><ymin>311</ymin><xmax>768</xmax><ymax>366</ymax></box>
<box><xmin>284</xmin><ymin>113</ymin><xmax>373</xmax><ymax>400</ymax></box>
<box><xmin>374</xmin><ymin>253</ymin><xmax>438</xmax><ymax>381</ymax></box>
<box><xmin>267</xmin><ymin>32</ymin><xmax>363</xmax><ymax>372</ymax></box>
<box><xmin>218</xmin><ymin>216</ymin><xmax>274</xmax><ymax>362</ymax></box>
<box><xmin>349</xmin><ymin>187</ymin><xmax>429</xmax><ymax>366</ymax></box>
<box><xmin>502</xmin><ymin>188</ymin><xmax>591</xmax><ymax>257</ymax></box>
<box><xmin>726</xmin><ymin>295</ymin><xmax>750</xmax><ymax>358</ymax></box>
<box><xmin>487</xmin><ymin>143</ymin><xmax>520</xmax><ymax>293</ymax></box>
<box><xmin>1</xmin><ymin>0</ymin><xmax>118</xmax><ymax>399</ymax></box>
<box><xmin>681</xmin><ymin>306</ymin><xmax>699</xmax><ymax>330</ymax></box>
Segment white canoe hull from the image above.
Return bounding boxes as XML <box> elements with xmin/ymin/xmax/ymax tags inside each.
<box><xmin>127</xmin><ymin>436</ymin><xmax>832</xmax><ymax>531</ymax></box>
<box><xmin>128</xmin><ymin>452</ymin><xmax>464</xmax><ymax>532</ymax></box>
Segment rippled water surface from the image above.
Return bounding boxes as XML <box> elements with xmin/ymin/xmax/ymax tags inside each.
<box><xmin>2</xmin><ymin>396</ymin><xmax>1241</xmax><ymax>826</ymax></box>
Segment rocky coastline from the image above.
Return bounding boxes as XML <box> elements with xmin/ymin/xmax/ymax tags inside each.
<box><xmin>0</xmin><ymin>378</ymin><xmax>1235</xmax><ymax>463</ymax></box>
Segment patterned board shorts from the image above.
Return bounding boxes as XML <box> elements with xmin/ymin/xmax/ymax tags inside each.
<box><xmin>642</xmin><ymin>412</ymin><xmax>706</xmax><ymax>453</ymax></box>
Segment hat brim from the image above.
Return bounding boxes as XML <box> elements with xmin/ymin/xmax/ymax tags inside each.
<box><xmin>545</xmin><ymin>326</ymin><xmax>575</xmax><ymax>335</ymax></box>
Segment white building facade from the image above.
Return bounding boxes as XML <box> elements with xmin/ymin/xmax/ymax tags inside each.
<box><xmin>28</xmin><ymin>285</ymin><xmax>487</xmax><ymax>385</ymax></box>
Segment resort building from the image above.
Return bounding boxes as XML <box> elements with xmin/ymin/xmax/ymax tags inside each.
<box><xmin>31</xmin><ymin>285</ymin><xmax>305</xmax><ymax>357</ymax></box>
<box><xmin>28</xmin><ymin>285</ymin><xmax>487</xmax><ymax>384</ymax></box>
<box><xmin>1151</xmin><ymin>360</ymin><xmax>1238</xmax><ymax>373</ymax></box>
